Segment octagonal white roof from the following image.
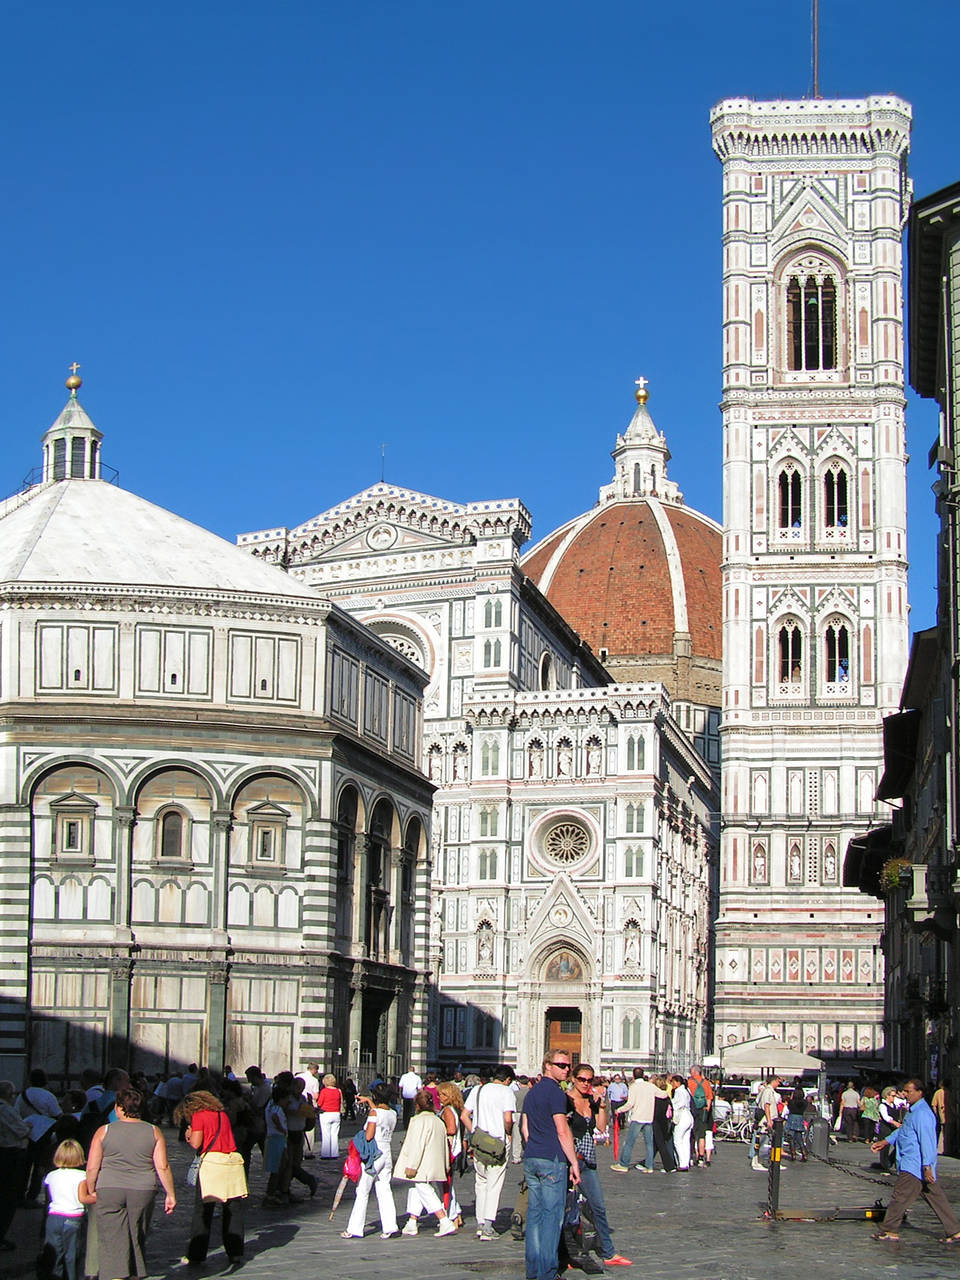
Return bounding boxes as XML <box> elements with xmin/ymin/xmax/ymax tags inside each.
<box><xmin>0</xmin><ymin>477</ymin><xmax>319</xmax><ymax>597</ymax></box>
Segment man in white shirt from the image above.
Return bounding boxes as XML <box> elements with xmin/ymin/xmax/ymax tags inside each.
<box><xmin>398</xmin><ymin>1066</ymin><xmax>423</xmax><ymax>1128</ymax></box>
<box><xmin>751</xmin><ymin>1075</ymin><xmax>782</xmax><ymax>1170</ymax></box>
<box><xmin>297</xmin><ymin>1064</ymin><xmax>320</xmax><ymax>1158</ymax></box>
<box><xmin>611</xmin><ymin>1069</ymin><xmax>666</xmax><ymax>1173</ymax></box>
<box><xmin>462</xmin><ymin>1066</ymin><xmax>515</xmax><ymax>1239</ymax></box>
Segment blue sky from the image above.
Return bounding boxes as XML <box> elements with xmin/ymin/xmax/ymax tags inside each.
<box><xmin>1</xmin><ymin>0</ymin><xmax>954</xmax><ymax>631</ymax></box>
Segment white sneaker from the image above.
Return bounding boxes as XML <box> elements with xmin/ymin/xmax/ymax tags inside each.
<box><xmin>751</xmin><ymin>1159</ymin><xmax>765</xmax><ymax>1171</ymax></box>
<box><xmin>401</xmin><ymin>1218</ymin><xmax>419</xmax><ymax>1236</ymax></box>
<box><xmin>437</xmin><ymin>1218</ymin><xmax>458</xmax><ymax>1237</ymax></box>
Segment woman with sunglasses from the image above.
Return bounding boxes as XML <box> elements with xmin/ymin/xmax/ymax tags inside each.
<box><xmin>566</xmin><ymin>1066</ymin><xmax>632</xmax><ymax>1268</ymax></box>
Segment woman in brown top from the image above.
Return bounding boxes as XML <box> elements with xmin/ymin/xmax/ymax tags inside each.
<box><xmin>85</xmin><ymin>1087</ymin><xmax>175</xmax><ymax>1280</ymax></box>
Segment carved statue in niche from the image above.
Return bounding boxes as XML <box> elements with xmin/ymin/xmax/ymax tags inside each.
<box><xmin>557</xmin><ymin>744</ymin><xmax>573</xmax><ymax>778</ymax></box>
<box><xmin>428</xmin><ymin>750</ymin><xmax>442</xmax><ymax>781</ymax></box>
<box><xmin>586</xmin><ymin>744</ymin><xmax>601</xmax><ymax>775</ymax></box>
<box><xmin>623</xmin><ymin>924</ymin><xmax>640</xmax><ymax>968</ymax></box>
<box><xmin>545</xmin><ymin>950</ymin><xmax>582</xmax><ymax>982</ymax></box>
<box><xmin>753</xmin><ymin>845</ymin><xmax>766</xmax><ymax>881</ymax></box>
<box><xmin>789</xmin><ymin>847</ymin><xmax>802</xmax><ymax>880</ymax></box>
<box><xmin>477</xmin><ymin>927</ymin><xmax>494</xmax><ymax>968</ymax></box>
<box><xmin>528</xmin><ymin>743</ymin><xmax>543</xmax><ymax>778</ymax></box>
<box><xmin>453</xmin><ymin>749</ymin><xmax>467</xmax><ymax>781</ymax></box>
<box><xmin>824</xmin><ymin>846</ymin><xmax>837</xmax><ymax>880</ymax></box>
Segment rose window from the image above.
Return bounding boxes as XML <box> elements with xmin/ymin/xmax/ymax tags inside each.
<box><xmin>542</xmin><ymin>821</ymin><xmax>590</xmax><ymax>866</ymax></box>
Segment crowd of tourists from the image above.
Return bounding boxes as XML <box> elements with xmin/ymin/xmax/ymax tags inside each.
<box><xmin>2</xmin><ymin>1056</ymin><xmax>957</xmax><ymax>1280</ymax></box>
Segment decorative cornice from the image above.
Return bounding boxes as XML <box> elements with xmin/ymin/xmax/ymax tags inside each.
<box><xmin>1</xmin><ymin>583</ymin><xmax>333</xmax><ymax>626</ymax></box>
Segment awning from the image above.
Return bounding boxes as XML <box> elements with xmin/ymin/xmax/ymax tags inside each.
<box><xmin>844</xmin><ymin>824</ymin><xmax>896</xmax><ymax>898</ymax></box>
<box><xmin>876</xmin><ymin>709</ymin><xmax>921</xmax><ymax>801</ymax></box>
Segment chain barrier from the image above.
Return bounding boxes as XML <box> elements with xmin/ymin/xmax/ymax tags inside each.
<box><xmin>806</xmin><ymin>1143</ymin><xmax>894</xmax><ymax>1188</ymax></box>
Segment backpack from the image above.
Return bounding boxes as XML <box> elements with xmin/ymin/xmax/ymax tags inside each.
<box><xmin>692</xmin><ymin>1080</ymin><xmax>707</xmax><ymax>1110</ymax></box>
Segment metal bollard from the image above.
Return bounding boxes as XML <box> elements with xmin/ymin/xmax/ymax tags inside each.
<box><xmin>767</xmin><ymin>1117</ymin><xmax>784</xmax><ymax>1217</ymax></box>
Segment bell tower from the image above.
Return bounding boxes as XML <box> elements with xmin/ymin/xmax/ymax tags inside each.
<box><xmin>711</xmin><ymin>96</ymin><xmax>911</xmax><ymax>1064</ymax></box>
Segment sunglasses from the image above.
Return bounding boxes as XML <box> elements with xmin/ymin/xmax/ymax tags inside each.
<box><xmin>575</xmin><ymin>1076</ymin><xmax>594</xmax><ymax>1084</ymax></box>
<box><xmin>553</xmin><ymin>1061</ymin><xmax>572</xmax><ymax>1070</ymax></box>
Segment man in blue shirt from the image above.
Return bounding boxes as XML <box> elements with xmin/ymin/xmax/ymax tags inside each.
<box><xmin>870</xmin><ymin>1078</ymin><xmax>960</xmax><ymax>1242</ymax></box>
<box><xmin>521</xmin><ymin>1051</ymin><xmax>581</xmax><ymax>1280</ymax></box>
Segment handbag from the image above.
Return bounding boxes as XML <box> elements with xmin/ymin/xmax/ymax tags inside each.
<box><xmin>186</xmin><ymin>1112</ymin><xmax>222</xmax><ymax>1186</ymax></box>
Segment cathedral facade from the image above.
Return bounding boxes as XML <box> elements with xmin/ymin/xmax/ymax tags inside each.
<box><xmin>240</xmin><ymin>390</ymin><xmax>718</xmax><ymax>1072</ymax></box>
<box><xmin>711</xmin><ymin>96</ymin><xmax>912</xmax><ymax>1065</ymax></box>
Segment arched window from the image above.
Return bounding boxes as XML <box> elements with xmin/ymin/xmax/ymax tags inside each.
<box><xmin>335</xmin><ymin>787</ymin><xmax>358</xmax><ymax>945</ymax></box>
<box><xmin>778</xmin><ymin>466</ymin><xmax>802</xmax><ymax>529</ymax></box>
<box><xmin>621</xmin><ymin>1012</ymin><xmax>642</xmax><ymax>1050</ymax></box>
<box><xmin>625</xmin><ymin>847</ymin><xmax>644</xmax><ymax>878</ymax></box>
<box><xmin>824</xmin><ymin>463</ymin><xmax>849</xmax><ymax>531</ymax></box>
<box><xmin>824</xmin><ymin>619</ymin><xmax>855</xmax><ymax>691</ymax></box>
<box><xmin>626</xmin><ymin>737</ymin><xmax>635</xmax><ymax>771</ymax></box>
<box><xmin>478</xmin><ymin>806</ymin><xmax>498</xmax><ymax>837</ymax></box>
<box><xmin>538</xmin><ymin>652</ymin><xmax>554</xmax><ymax>691</ymax></box>
<box><xmin>481</xmin><ymin>740</ymin><xmax>500</xmax><ymax>776</ymax></box>
<box><xmin>483</xmin><ymin>599</ymin><xmax>503</xmax><ymax>628</ymax></box>
<box><xmin>778</xmin><ymin>622</ymin><xmax>803</xmax><ymax>686</ymax></box>
<box><xmin>824</xmin><ymin>620</ymin><xmax>850</xmax><ymax>686</ymax></box>
<box><xmin>159</xmin><ymin>810</ymin><xmax>184</xmax><ymax>859</ymax></box>
<box><xmin>365</xmin><ymin>799</ymin><xmax>393</xmax><ymax>959</ymax></box>
<box><xmin>786</xmin><ymin>272</ymin><xmax>837</xmax><ymax>371</ymax></box>
<box><xmin>478</xmin><ymin>848</ymin><xmax>498</xmax><ymax>880</ymax></box>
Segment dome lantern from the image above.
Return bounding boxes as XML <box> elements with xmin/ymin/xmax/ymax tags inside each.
<box><xmin>41</xmin><ymin>364</ymin><xmax>103</xmax><ymax>483</ymax></box>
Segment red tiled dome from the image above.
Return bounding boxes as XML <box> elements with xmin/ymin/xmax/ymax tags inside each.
<box><xmin>522</xmin><ymin>499</ymin><xmax>721</xmax><ymax>664</ymax></box>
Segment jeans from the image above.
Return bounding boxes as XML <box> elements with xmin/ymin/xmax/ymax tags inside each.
<box><xmin>575</xmin><ymin>1164</ymin><xmax>613</xmax><ymax>1258</ymax></box>
<box><xmin>41</xmin><ymin>1213</ymin><xmax>82</xmax><ymax>1280</ymax></box>
<box><xmin>524</xmin><ymin>1156</ymin><xmax>567</xmax><ymax>1280</ymax></box>
<box><xmin>619</xmin><ymin>1121</ymin><xmax>654</xmax><ymax>1169</ymax></box>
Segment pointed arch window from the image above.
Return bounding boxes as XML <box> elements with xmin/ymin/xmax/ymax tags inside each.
<box><xmin>777</xmin><ymin>621</ymin><xmax>803</xmax><ymax>693</ymax></box>
<box><xmin>478</xmin><ymin>848</ymin><xmax>498</xmax><ymax>880</ymax></box>
<box><xmin>778</xmin><ymin>466</ymin><xmax>802</xmax><ymax>530</ymax></box>
<box><xmin>482</xmin><ymin>638</ymin><xmax>502</xmax><ymax>668</ymax></box>
<box><xmin>483</xmin><ymin>599</ymin><xmax>503</xmax><ymax>628</ymax></box>
<box><xmin>786</xmin><ymin>273</ymin><xmax>837</xmax><ymax>371</ymax></box>
<box><xmin>823</xmin><ymin>462</ymin><xmax>850</xmax><ymax>537</ymax></box>
<box><xmin>824</xmin><ymin>620</ymin><xmax>851</xmax><ymax>690</ymax></box>
<box><xmin>624</xmin><ymin>847</ymin><xmax>644</xmax><ymax>877</ymax></box>
<box><xmin>480</xmin><ymin>740</ymin><xmax>500</xmax><ymax>776</ymax></box>
<box><xmin>478</xmin><ymin>806</ymin><xmax>498</xmax><ymax>837</ymax></box>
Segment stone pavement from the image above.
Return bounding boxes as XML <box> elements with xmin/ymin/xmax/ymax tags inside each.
<box><xmin>5</xmin><ymin>1132</ymin><xmax>960</xmax><ymax>1280</ymax></box>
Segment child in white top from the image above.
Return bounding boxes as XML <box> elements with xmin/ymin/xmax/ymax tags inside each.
<box><xmin>42</xmin><ymin>1139</ymin><xmax>95</xmax><ymax>1280</ymax></box>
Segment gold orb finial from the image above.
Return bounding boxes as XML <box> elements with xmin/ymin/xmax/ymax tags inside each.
<box><xmin>65</xmin><ymin>361</ymin><xmax>82</xmax><ymax>394</ymax></box>
<box><xmin>634</xmin><ymin>375</ymin><xmax>649</xmax><ymax>405</ymax></box>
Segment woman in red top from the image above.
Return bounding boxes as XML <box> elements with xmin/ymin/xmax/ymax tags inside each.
<box><xmin>174</xmin><ymin>1091</ymin><xmax>247</xmax><ymax>1265</ymax></box>
<box><xmin>317</xmin><ymin>1075</ymin><xmax>342</xmax><ymax>1158</ymax></box>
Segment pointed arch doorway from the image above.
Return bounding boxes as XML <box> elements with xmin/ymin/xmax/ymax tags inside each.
<box><xmin>545</xmin><ymin>1007</ymin><xmax>582</xmax><ymax>1066</ymax></box>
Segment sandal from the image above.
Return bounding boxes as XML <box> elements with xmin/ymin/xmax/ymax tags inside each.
<box><xmin>339</xmin><ymin>1231</ymin><xmax>361</xmax><ymax>1238</ymax></box>
<box><xmin>872</xmin><ymin>1231</ymin><xmax>899</xmax><ymax>1241</ymax></box>
<box><xmin>943</xmin><ymin>1232</ymin><xmax>960</xmax><ymax>1245</ymax></box>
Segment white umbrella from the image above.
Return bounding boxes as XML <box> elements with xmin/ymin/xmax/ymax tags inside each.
<box><xmin>720</xmin><ymin>1037</ymin><xmax>823</xmax><ymax>1075</ymax></box>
